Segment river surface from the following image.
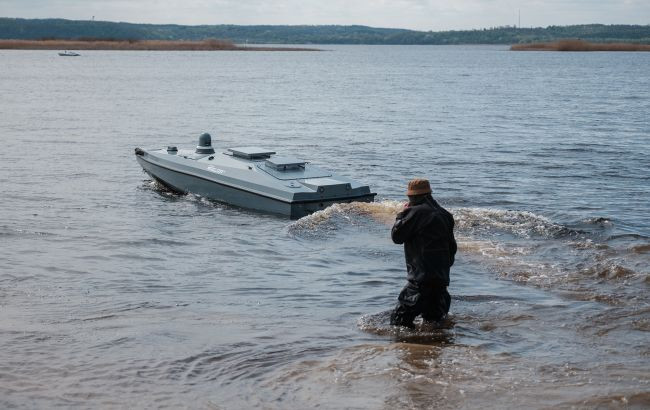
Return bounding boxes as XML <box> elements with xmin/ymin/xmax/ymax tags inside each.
<box><xmin>1</xmin><ymin>45</ymin><xmax>649</xmax><ymax>409</ymax></box>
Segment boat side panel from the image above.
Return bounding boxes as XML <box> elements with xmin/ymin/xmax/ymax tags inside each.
<box><xmin>137</xmin><ymin>156</ymin><xmax>292</xmax><ymax>216</ymax></box>
<box><xmin>151</xmin><ymin>150</ymin><xmax>301</xmax><ymax>202</ymax></box>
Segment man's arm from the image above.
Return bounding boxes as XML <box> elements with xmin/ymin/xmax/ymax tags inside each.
<box><xmin>448</xmin><ymin>234</ymin><xmax>457</xmax><ymax>266</ymax></box>
<box><xmin>391</xmin><ymin>207</ymin><xmax>419</xmax><ymax>244</ymax></box>
<box><xmin>443</xmin><ymin>213</ymin><xmax>457</xmax><ymax>266</ymax></box>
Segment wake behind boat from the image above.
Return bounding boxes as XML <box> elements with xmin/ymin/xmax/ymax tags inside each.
<box><xmin>135</xmin><ymin>133</ymin><xmax>376</xmax><ymax>218</ymax></box>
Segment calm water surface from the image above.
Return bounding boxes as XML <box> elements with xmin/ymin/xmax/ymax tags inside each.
<box><xmin>1</xmin><ymin>45</ymin><xmax>649</xmax><ymax>409</ymax></box>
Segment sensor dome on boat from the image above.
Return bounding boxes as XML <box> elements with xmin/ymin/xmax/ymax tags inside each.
<box><xmin>195</xmin><ymin>133</ymin><xmax>215</xmax><ymax>154</ymax></box>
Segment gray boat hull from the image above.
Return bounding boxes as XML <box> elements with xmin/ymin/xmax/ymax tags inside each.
<box><xmin>136</xmin><ymin>146</ymin><xmax>375</xmax><ymax>219</ymax></box>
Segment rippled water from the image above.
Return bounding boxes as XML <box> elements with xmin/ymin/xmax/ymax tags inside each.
<box><xmin>1</xmin><ymin>46</ymin><xmax>649</xmax><ymax>409</ymax></box>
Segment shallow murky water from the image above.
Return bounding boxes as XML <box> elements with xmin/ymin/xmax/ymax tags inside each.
<box><xmin>1</xmin><ymin>46</ymin><xmax>649</xmax><ymax>408</ymax></box>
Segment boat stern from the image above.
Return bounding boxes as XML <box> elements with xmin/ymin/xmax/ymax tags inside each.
<box><xmin>289</xmin><ymin>192</ymin><xmax>376</xmax><ymax>219</ymax></box>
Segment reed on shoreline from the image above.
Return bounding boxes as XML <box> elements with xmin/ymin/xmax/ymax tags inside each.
<box><xmin>0</xmin><ymin>38</ymin><xmax>320</xmax><ymax>51</ymax></box>
<box><xmin>511</xmin><ymin>39</ymin><xmax>650</xmax><ymax>51</ymax></box>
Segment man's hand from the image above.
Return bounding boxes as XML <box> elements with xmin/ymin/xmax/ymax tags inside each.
<box><xmin>396</xmin><ymin>202</ymin><xmax>410</xmax><ymax>220</ymax></box>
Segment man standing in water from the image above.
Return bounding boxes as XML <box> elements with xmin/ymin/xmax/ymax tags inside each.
<box><xmin>390</xmin><ymin>178</ymin><xmax>457</xmax><ymax>328</ymax></box>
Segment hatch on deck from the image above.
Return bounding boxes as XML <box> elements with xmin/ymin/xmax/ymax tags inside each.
<box><xmin>265</xmin><ymin>156</ymin><xmax>306</xmax><ymax>171</ymax></box>
<box><xmin>227</xmin><ymin>146</ymin><xmax>276</xmax><ymax>160</ymax></box>
<box><xmin>256</xmin><ymin>162</ymin><xmax>332</xmax><ymax>180</ymax></box>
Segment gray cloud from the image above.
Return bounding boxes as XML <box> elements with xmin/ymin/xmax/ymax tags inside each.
<box><xmin>1</xmin><ymin>0</ymin><xmax>648</xmax><ymax>30</ymax></box>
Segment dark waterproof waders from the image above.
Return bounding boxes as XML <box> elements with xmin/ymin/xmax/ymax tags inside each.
<box><xmin>390</xmin><ymin>282</ymin><xmax>451</xmax><ymax>328</ymax></box>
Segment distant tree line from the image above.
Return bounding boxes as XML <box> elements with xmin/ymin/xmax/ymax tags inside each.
<box><xmin>0</xmin><ymin>18</ymin><xmax>648</xmax><ymax>45</ymax></box>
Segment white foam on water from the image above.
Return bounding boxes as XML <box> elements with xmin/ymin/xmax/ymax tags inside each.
<box><xmin>453</xmin><ymin>207</ymin><xmax>567</xmax><ymax>239</ymax></box>
<box><xmin>290</xmin><ymin>201</ymin><xmax>569</xmax><ymax>240</ymax></box>
<box><xmin>288</xmin><ymin>200</ymin><xmax>405</xmax><ymax>234</ymax></box>
<box><xmin>144</xmin><ymin>179</ymin><xmax>570</xmax><ymax>242</ymax></box>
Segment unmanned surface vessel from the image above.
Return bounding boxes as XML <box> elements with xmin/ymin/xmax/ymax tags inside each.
<box><xmin>135</xmin><ymin>133</ymin><xmax>376</xmax><ymax>218</ymax></box>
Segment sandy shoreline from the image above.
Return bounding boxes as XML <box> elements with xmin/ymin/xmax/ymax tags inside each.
<box><xmin>0</xmin><ymin>39</ymin><xmax>321</xmax><ymax>51</ymax></box>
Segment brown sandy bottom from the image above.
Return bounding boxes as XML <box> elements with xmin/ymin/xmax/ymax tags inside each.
<box><xmin>227</xmin><ymin>343</ymin><xmax>649</xmax><ymax>409</ymax></box>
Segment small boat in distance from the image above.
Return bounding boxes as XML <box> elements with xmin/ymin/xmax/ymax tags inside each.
<box><xmin>135</xmin><ymin>133</ymin><xmax>376</xmax><ymax>219</ymax></box>
<box><xmin>58</xmin><ymin>51</ymin><xmax>80</xmax><ymax>56</ymax></box>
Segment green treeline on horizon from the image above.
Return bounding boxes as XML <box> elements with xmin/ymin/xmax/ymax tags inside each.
<box><xmin>1</xmin><ymin>18</ymin><xmax>649</xmax><ymax>45</ymax></box>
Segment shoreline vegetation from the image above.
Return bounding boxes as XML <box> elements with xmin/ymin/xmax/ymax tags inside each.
<box><xmin>511</xmin><ymin>39</ymin><xmax>650</xmax><ymax>51</ymax></box>
<box><xmin>1</xmin><ymin>19</ymin><xmax>649</xmax><ymax>45</ymax></box>
<box><xmin>0</xmin><ymin>38</ymin><xmax>320</xmax><ymax>51</ymax></box>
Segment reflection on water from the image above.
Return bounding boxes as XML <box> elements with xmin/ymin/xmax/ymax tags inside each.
<box><xmin>1</xmin><ymin>46</ymin><xmax>649</xmax><ymax>408</ymax></box>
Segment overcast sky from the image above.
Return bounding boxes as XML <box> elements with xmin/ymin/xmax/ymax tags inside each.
<box><xmin>1</xmin><ymin>0</ymin><xmax>649</xmax><ymax>31</ymax></box>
